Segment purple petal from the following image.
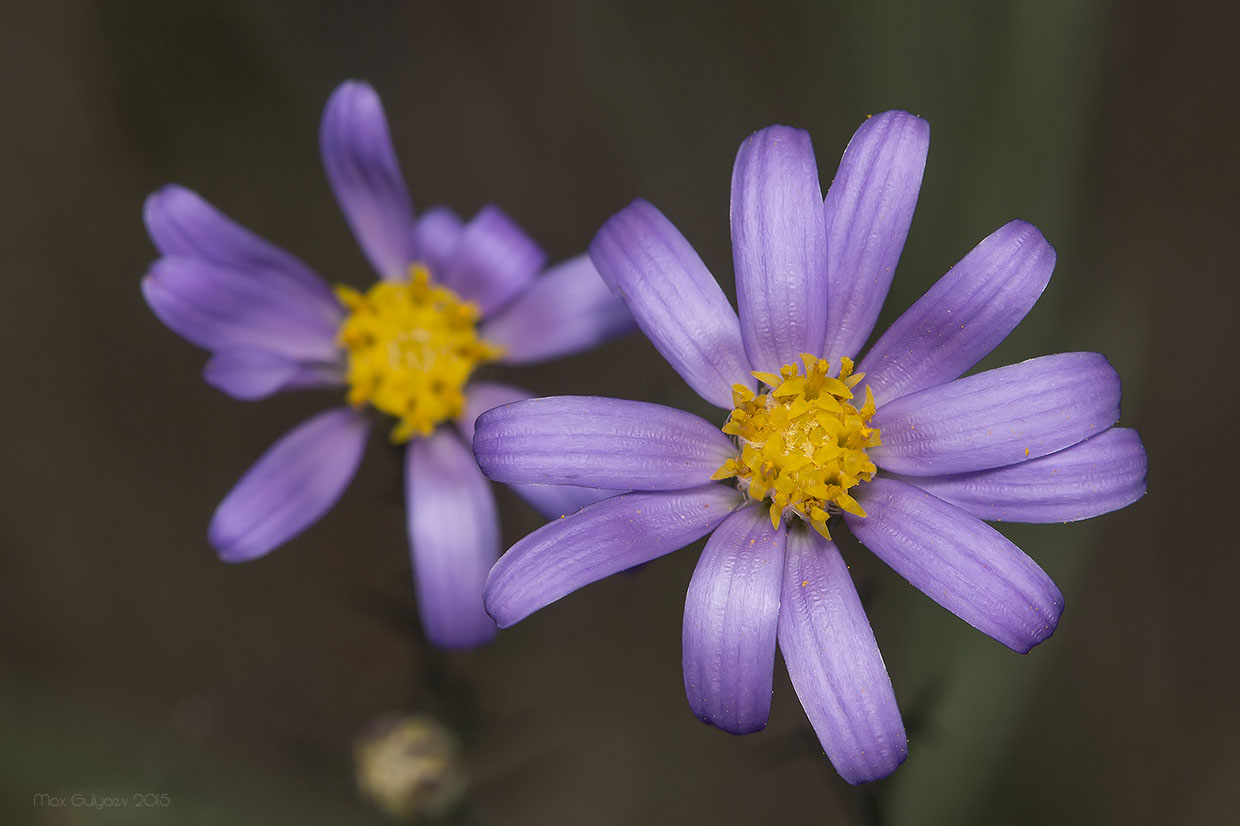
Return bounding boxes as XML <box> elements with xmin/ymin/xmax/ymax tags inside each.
<box><xmin>406</xmin><ymin>429</ymin><xmax>499</xmax><ymax>649</ymax></box>
<box><xmin>777</xmin><ymin>527</ymin><xmax>907</xmax><ymax>784</ymax></box>
<box><xmin>143</xmin><ymin>185</ymin><xmax>340</xmax><ymax>317</ymax></box>
<box><xmin>859</xmin><ymin>220</ymin><xmax>1055</xmax><ymax>406</ymax></box>
<box><xmin>412</xmin><ymin>206</ymin><xmax>464</xmax><ymax>277</ymax></box>
<box><xmin>320</xmin><ymin>81</ymin><xmax>415</xmax><ymax>281</ymax></box>
<box><xmin>458</xmin><ymin>383</ymin><xmax>625</xmax><ymax>518</ymax></box>
<box><xmin>589</xmin><ymin>199</ymin><xmax>752</xmax><ymax>408</ymax></box>
<box><xmin>474</xmin><ymin>396</ymin><xmax>735</xmax><ymax>491</ymax></box>
<box><xmin>730</xmin><ymin>126</ymin><xmax>828</xmax><ymax>374</ymax></box>
<box><xmin>209</xmin><ymin>407</ymin><xmax>369</xmax><ymax>563</ymax></box>
<box><xmin>683</xmin><ymin>504</ymin><xmax>785</xmax><ymax>734</ymax></box>
<box><xmin>821</xmin><ymin>111</ymin><xmax>930</xmax><ymax>364</ymax></box>
<box><xmin>204</xmin><ymin>348</ymin><xmax>343</xmax><ymax>401</ymax></box>
<box><xmin>484</xmin><ymin>485</ymin><xmax>745</xmax><ymax>627</ymax></box>
<box><xmin>847</xmin><ymin>478</ymin><xmax>1063</xmax><ymax>653</ymax></box>
<box><xmin>508</xmin><ymin>482</ymin><xmax>621</xmax><ymax>521</ymax></box>
<box><xmin>442</xmin><ymin>205</ymin><xmax>547</xmax><ymax>316</ymax></box>
<box><xmin>896</xmin><ymin>427</ymin><xmax>1146</xmax><ymax>523</ymax></box>
<box><xmin>141</xmin><ymin>256</ymin><xmax>341</xmax><ymax>361</ymax></box>
<box><xmin>457</xmin><ymin>380</ymin><xmax>531</xmax><ymax>445</ymax></box>
<box><xmin>869</xmin><ymin>352</ymin><xmax>1122</xmax><ymax>476</ymax></box>
<box><xmin>480</xmin><ymin>255</ymin><xmax>635</xmax><ymax>365</ymax></box>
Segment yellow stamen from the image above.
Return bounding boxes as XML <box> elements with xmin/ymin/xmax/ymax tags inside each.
<box><xmin>335</xmin><ymin>265</ymin><xmax>503</xmax><ymax>443</ymax></box>
<box><xmin>715</xmin><ymin>354</ymin><xmax>880</xmax><ymax>538</ymax></box>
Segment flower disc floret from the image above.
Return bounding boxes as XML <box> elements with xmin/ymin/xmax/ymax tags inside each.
<box><xmin>712</xmin><ymin>354</ymin><xmax>880</xmax><ymax>537</ymax></box>
<box><xmin>336</xmin><ymin>265</ymin><xmax>503</xmax><ymax>442</ymax></box>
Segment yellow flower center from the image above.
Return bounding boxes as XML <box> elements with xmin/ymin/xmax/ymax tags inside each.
<box><xmin>712</xmin><ymin>354</ymin><xmax>880</xmax><ymax>539</ymax></box>
<box><xmin>335</xmin><ymin>265</ymin><xmax>503</xmax><ymax>443</ymax></box>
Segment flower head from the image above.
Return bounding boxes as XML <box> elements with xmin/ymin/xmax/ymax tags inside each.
<box><xmin>714</xmin><ymin>353</ymin><xmax>879</xmax><ymax>534</ymax></box>
<box><xmin>475</xmin><ymin>112</ymin><xmax>1146</xmax><ymax>780</ymax></box>
<box><xmin>335</xmin><ymin>267</ymin><xmax>504</xmax><ymax>441</ymax></box>
<box><xmin>142</xmin><ymin>80</ymin><xmax>632</xmax><ymax>649</ymax></box>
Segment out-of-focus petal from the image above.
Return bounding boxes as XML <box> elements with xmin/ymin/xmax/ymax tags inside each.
<box><xmin>507</xmin><ymin>482</ymin><xmax>621</xmax><ymax>521</ymax></box>
<box><xmin>484</xmin><ymin>485</ymin><xmax>745</xmax><ymax>627</ymax></box>
<box><xmin>406</xmin><ymin>429</ymin><xmax>499</xmax><ymax>649</ymax></box>
<box><xmin>869</xmin><ymin>352</ymin><xmax>1121</xmax><ymax>476</ymax></box>
<box><xmin>822</xmin><ymin>111</ymin><xmax>930</xmax><ymax>364</ymax></box>
<box><xmin>895</xmin><ymin>428</ymin><xmax>1147</xmax><ymax>523</ymax></box>
<box><xmin>473</xmin><ymin>396</ymin><xmax>735</xmax><ymax>491</ymax></box>
<box><xmin>859</xmin><ymin>220</ymin><xmax>1055</xmax><ymax>406</ymax></box>
<box><xmin>412</xmin><ymin>206</ymin><xmax>464</xmax><ymax>277</ymax></box>
<box><xmin>320</xmin><ymin>81</ymin><xmax>416</xmax><ymax>281</ymax></box>
<box><xmin>730</xmin><ymin>126</ymin><xmax>828</xmax><ymax>374</ymax></box>
<box><xmin>141</xmin><ymin>256</ymin><xmax>340</xmax><ymax>361</ymax></box>
<box><xmin>777</xmin><ymin>527</ymin><xmax>907</xmax><ymax>784</ymax></box>
<box><xmin>481</xmin><ymin>255</ymin><xmax>635</xmax><ymax>365</ymax></box>
<box><xmin>203</xmin><ymin>348</ymin><xmax>343</xmax><ymax>401</ymax></box>
<box><xmin>847</xmin><ymin>478</ymin><xmax>1063</xmax><ymax>653</ymax></box>
<box><xmin>142</xmin><ymin>184</ymin><xmax>341</xmax><ymax>318</ymax></box>
<box><xmin>683</xmin><ymin>505</ymin><xmax>785</xmax><ymax>734</ymax></box>
<box><xmin>589</xmin><ymin>199</ymin><xmax>751</xmax><ymax>408</ymax></box>
<box><xmin>209</xmin><ymin>407</ymin><xmax>369</xmax><ymax>563</ymax></box>
<box><xmin>442</xmin><ymin>206</ymin><xmax>546</xmax><ymax>316</ymax></box>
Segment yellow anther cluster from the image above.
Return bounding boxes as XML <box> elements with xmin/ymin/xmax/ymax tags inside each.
<box><xmin>335</xmin><ymin>266</ymin><xmax>503</xmax><ymax>443</ymax></box>
<box><xmin>712</xmin><ymin>354</ymin><xmax>880</xmax><ymax>538</ymax></box>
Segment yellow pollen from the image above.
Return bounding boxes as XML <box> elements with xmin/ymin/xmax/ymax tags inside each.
<box><xmin>712</xmin><ymin>354</ymin><xmax>880</xmax><ymax>539</ymax></box>
<box><xmin>335</xmin><ymin>265</ymin><xmax>503</xmax><ymax>443</ymax></box>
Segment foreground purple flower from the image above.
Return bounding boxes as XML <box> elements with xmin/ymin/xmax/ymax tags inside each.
<box><xmin>142</xmin><ymin>81</ymin><xmax>631</xmax><ymax>650</ymax></box>
<box><xmin>475</xmin><ymin>113</ymin><xmax>1146</xmax><ymax>781</ymax></box>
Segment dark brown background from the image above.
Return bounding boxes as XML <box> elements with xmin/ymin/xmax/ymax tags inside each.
<box><xmin>2</xmin><ymin>1</ymin><xmax>1237</xmax><ymax>824</ymax></box>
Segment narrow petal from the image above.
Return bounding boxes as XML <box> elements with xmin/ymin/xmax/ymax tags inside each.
<box><xmin>406</xmin><ymin>429</ymin><xmax>499</xmax><ymax>649</ymax></box>
<box><xmin>320</xmin><ymin>81</ymin><xmax>415</xmax><ymax>280</ymax></box>
<box><xmin>896</xmin><ymin>428</ymin><xmax>1147</xmax><ymax>523</ymax></box>
<box><xmin>822</xmin><ymin>111</ymin><xmax>930</xmax><ymax>364</ymax></box>
<box><xmin>484</xmin><ymin>485</ymin><xmax>745</xmax><ymax>627</ymax></box>
<box><xmin>412</xmin><ymin>206</ymin><xmax>464</xmax><ymax>276</ymax></box>
<box><xmin>730</xmin><ymin>126</ymin><xmax>828</xmax><ymax>373</ymax></box>
<box><xmin>589</xmin><ymin>199</ymin><xmax>751</xmax><ymax>408</ymax></box>
<box><xmin>778</xmin><ymin>528</ymin><xmax>907</xmax><ymax>784</ymax></box>
<box><xmin>859</xmin><ymin>220</ymin><xmax>1056</xmax><ymax>406</ymax></box>
<box><xmin>209</xmin><ymin>407</ymin><xmax>368</xmax><ymax>562</ymax></box>
<box><xmin>142</xmin><ymin>256</ymin><xmax>340</xmax><ymax>361</ymax></box>
<box><xmin>442</xmin><ymin>205</ymin><xmax>547</xmax><ymax>316</ymax></box>
<box><xmin>869</xmin><ymin>352</ymin><xmax>1121</xmax><ymax>476</ymax></box>
<box><xmin>458</xmin><ymin>383</ymin><xmax>625</xmax><ymax>518</ymax></box>
<box><xmin>204</xmin><ymin>348</ymin><xmax>343</xmax><ymax>401</ymax></box>
<box><xmin>847</xmin><ymin>478</ymin><xmax>1063</xmax><ymax>653</ymax></box>
<box><xmin>474</xmin><ymin>396</ymin><xmax>735</xmax><ymax>490</ymax></box>
<box><xmin>683</xmin><ymin>505</ymin><xmax>785</xmax><ymax>734</ymax></box>
<box><xmin>143</xmin><ymin>184</ymin><xmax>340</xmax><ymax>318</ymax></box>
<box><xmin>480</xmin><ymin>255</ymin><xmax>636</xmax><ymax>365</ymax></box>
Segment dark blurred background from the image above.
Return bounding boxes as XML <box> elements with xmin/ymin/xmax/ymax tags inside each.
<box><xmin>3</xmin><ymin>1</ymin><xmax>1237</xmax><ymax>824</ymax></box>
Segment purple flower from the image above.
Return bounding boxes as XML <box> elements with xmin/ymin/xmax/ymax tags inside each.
<box><xmin>475</xmin><ymin>113</ymin><xmax>1146</xmax><ymax>781</ymax></box>
<box><xmin>142</xmin><ymin>81</ymin><xmax>632</xmax><ymax>650</ymax></box>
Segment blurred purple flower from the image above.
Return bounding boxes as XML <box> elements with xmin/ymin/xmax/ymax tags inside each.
<box><xmin>475</xmin><ymin>113</ymin><xmax>1146</xmax><ymax>781</ymax></box>
<box><xmin>142</xmin><ymin>81</ymin><xmax>632</xmax><ymax>650</ymax></box>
